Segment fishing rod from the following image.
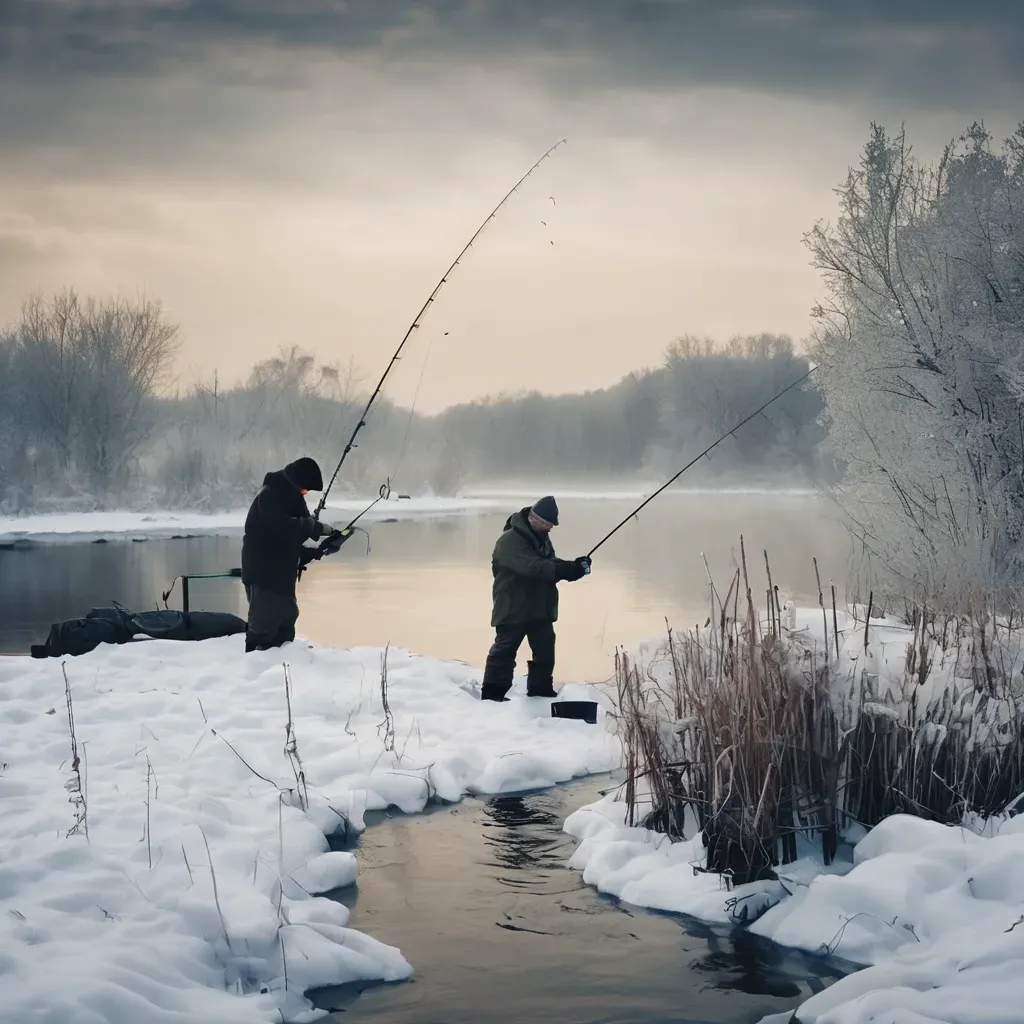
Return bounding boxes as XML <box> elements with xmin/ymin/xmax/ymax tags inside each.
<box><xmin>585</xmin><ymin>366</ymin><xmax>818</xmax><ymax>558</ymax></box>
<box><xmin>297</xmin><ymin>480</ymin><xmax>391</xmax><ymax>581</ymax></box>
<box><xmin>313</xmin><ymin>138</ymin><xmax>568</xmax><ymax>521</ymax></box>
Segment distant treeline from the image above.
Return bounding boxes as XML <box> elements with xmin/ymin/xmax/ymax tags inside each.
<box><xmin>0</xmin><ymin>291</ymin><xmax>828</xmax><ymax>513</ymax></box>
<box><xmin>436</xmin><ymin>333</ymin><xmax>827</xmax><ymax>484</ymax></box>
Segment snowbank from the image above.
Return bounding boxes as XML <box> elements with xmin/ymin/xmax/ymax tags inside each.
<box><xmin>566</xmin><ymin>796</ymin><xmax>1024</xmax><ymax>1024</ymax></box>
<box><xmin>0</xmin><ymin>495</ymin><xmax>506</xmax><ymax>546</ymax></box>
<box><xmin>565</xmin><ymin>606</ymin><xmax>1024</xmax><ymax>1024</ymax></box>
<box><xmin>0</xmin><ymin>638</ymin><xmax>619</xmax><ymax>1023</ymax></box>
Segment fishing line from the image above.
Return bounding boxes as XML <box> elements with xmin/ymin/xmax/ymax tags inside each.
<box><xmin>313</xmin><ymin>138</ymin><xmax>568</xmax><ymax>519</ymax></box>
<box><xmin>327</xmin><ymin>331</ymin><xmax>438</xmax><ymax>553</ymax></box>
<box><xmin>388</xmin><ymin>328</ymin><xmax>437</xmax><ymax>488</ymax></box>
<box><xmin>585</xmin><ymin>366</ymin><xmax>818</xmax><ymax>558</ymax></box>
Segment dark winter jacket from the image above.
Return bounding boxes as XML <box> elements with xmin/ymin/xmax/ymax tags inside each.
<box><xmin>490</xmin><ymin>508</ymin><xmax>562</xmax><ymax>627</ymax></box>
<box><xmin>241</xmin><ymin>466</ymin><xmax>320</xmax><ymax>597</ymax></box>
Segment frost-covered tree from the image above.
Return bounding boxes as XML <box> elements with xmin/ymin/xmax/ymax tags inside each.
<box><xmin>7</xmin><ymin>290</ymin><xmax>179</xmax><ymax>488</ymax></box>
<box><xmin>808</xmin><ymin>122</ymin><xmax>1024</xmax><ymax>602</ymax></box>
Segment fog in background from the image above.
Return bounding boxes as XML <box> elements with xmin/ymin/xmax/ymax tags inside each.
<box><xmin>0</xmin><ymin>305</ymin><xmax>826</xmax><ymax>510</ymax></box>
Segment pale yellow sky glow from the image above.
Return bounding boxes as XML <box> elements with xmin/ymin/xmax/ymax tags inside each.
<box><xmin>1</xmin><ymin>3</ymin><xmax>1020</xmax><ymax>412</ymax></box>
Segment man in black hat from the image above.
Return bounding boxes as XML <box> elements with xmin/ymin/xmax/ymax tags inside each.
<box><xmin>480</xmin><ymin>495</ymin><xmax>591</xmax><ymax>701</ymax></box>
<box><xmin>240</xmin><ymin>456</ymin><xmax>339</xmax><ymax>652</ymax></box>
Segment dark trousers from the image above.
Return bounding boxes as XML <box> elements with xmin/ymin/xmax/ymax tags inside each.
<box><xmin>244</xmin><ymin>584</ymin><xmax>299</xmax><ymax>653</ymax></box>
<box><xmin>481</xmin><ymin>619</ymin><xmax>556</xmax><ymax>700</ymax></box>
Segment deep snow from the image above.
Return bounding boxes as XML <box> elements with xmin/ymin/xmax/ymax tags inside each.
<box><xmin>0</xmin><ymin>637</ymin><xmax>618</xmax><ymax>1023</ymax></box>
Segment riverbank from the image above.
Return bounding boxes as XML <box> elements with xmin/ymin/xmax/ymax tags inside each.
<box><xmin>564</xmin><ymin>606</ymin><xmax>1024</xmax><ymax>1024</ymax></box>
<box><xmin>0</xmin><ymin>638</ymin><xmax>618</xmax><ymax>1023</ymax></box>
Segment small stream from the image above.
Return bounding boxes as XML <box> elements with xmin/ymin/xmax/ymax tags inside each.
<box><xmin>314</xmin><ymin>776</ymin><xmax>852</xmax><ymax>1024</ymax></box>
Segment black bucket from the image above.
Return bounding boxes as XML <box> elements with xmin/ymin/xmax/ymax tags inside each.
<box><xmin>551</xmin><ymin>700</ymin><xmax>598</xmax><ymax>725</ymax></box>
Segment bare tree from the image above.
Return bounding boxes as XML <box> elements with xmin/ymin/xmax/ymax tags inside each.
<box><xmin>10</xmin><ymin>289</ymin><xmax>180</xmax><ymax>487</ymax></box>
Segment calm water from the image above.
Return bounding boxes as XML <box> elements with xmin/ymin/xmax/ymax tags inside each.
<box><xmin>314</xmin><ymin>775</ymin><xmax>852</xmax><ymax>1024</ymax></box>
<box><xmin>0</xmin><ymin>494</ymin><xmax>852</xmax><ymax>679</ymax></box>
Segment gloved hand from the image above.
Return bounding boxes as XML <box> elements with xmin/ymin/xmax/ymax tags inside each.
<box><xmin>555</xmin><ymin>558</ymin><xmax>586</xmax><ymax>582</ymax></box>
<box><xmin>320</xmin><ymin>527</ymin><xmax>353</xmax><ymax>556</ymax></box>
<box><xmin>576</xmin><ymin>556</ymin><xmax>592</xmax><ymax>576</ymax></box>
<box><xmin>313</xmin><ymin>519</ymin><xmax>336</xmax><ymax>539</ymax></box>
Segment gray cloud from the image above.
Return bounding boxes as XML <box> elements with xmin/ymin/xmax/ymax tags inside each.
<box><xmin>1</xmin><ymin>0</ymin><xmax>1019</xmax><ymax>194</ymax></box>
<box><xmin>2</xmin><ymin>1</ymin><xmax>1021</xmax><ymax>108</ymax></box>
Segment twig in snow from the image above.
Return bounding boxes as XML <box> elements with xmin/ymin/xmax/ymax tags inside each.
<box><xmin>277</xmin><ymin>793</ymin><xmax>285</xmax><ymax>915</ymax></box>
<box><xmin>144</xmin><ymin>758</ymin><xmax>153</xmax><ymax>868</ymax></box>
<box><xmin>398</xmin><ymin>720</ymin><xmax>418</xmax><ymax>762</ymax></box>
<box><xmin>831</xmin><ymin>582</ymin><xmax>840</xmax><ymax>660</ymax></box>
<box><xmin>379</xmin><ymin>643</ymin><xmax>395</xmax><ymax>753</ymax></box>
<box><xmin>197</xmin><ymin>825</ymin><xmax>232</xmax><ymax>953</ymax></box>
<box><xmin>814</xmin><ymin>558</ymin><xmax>828</xmax><ymax>663</ymax></box>
<box><xmin>62</xmin><ymin>663</ymin><xmax>89</xmax><ymax>841</ymax></box>
<box><xmin>181</xmin><ymin>844</ymin><xmax>194</xmax><ymax>887</ymax></box>
<box><xmin>818</xmin><ymin>912</ymin><xmax>908</xmax><ymax>956</ymax></box>
<box><xmin>197</xmin><ymin>698</ymin><xmax>208</xmax><ymax>723</ymax></box>
<box><xmin>283</xmin><ymin>664</ymin><xmax>309</xmax><ymax>812</ymax></box>
<box><xmin>214</xmin><ymin>731</ymin><xmax>281</xmax><ymax>790</ymax></box>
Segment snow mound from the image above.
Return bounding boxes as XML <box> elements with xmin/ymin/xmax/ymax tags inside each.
<box><xmin>0</xmin><ymin>637</ymin><xmax>619</xmax><ymax>1022</ymax></box>
<box><xmin>566</xmin><ymin>796</ymin><xmax>1024</xmax><ymax>1024</ymax></box>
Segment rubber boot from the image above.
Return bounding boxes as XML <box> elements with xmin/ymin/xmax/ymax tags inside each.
<box><xmin>525</xmin><ymin>659</ymin><xmax>557</xmax><ymax>698</ymax></box>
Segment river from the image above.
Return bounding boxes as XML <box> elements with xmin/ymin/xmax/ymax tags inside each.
<box><xmin>0</xmin><ymin>492</ymin><xmax>851</xmax><ymax>681</ymax></box>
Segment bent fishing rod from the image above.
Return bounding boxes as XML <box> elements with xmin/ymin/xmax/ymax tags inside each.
<box><xmin>585</xmin><ymin>366</ymin><xmax>818</xmax><ymax>558</ymax></box>
<box><xmin>313</xmin><ymin>138</ymin><xmax>568</xmax><ymax>523</ymax></box>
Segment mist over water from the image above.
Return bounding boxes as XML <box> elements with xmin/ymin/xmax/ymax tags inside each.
<box><xmin>1</xmin><ymin>493</ymin><xmax>851</xmax><ymax>677</ymax></box>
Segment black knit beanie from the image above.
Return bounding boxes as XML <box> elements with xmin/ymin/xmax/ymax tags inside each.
<box><xmin>531</xmin><ymin>495</ymin><xmax>559</xmax><ymax>526</ymax></box>
<box><xmin>283</xmin><ymin>457</ymin><xmax>324</xmax><ymax>492</ymax></box>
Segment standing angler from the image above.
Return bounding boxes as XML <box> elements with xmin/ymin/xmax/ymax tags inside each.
<box><xmin>241</xmin><ymin>456</ymin><xmax>339</xmax><ymax>653</ymax></box>
<box><xmin>480</xmin><ymin>496</ymin><xmax>591</xmax><ymax>702</ymax></box>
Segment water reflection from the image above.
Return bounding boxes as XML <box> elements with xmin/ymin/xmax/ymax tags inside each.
<box><xmin>312</xmin><ymin>778</ymin><xmax>851</xmax><ymax>1024</ymax></box>
<box><xmin>0</xmin><ymin>494</ymin><xmax>852</xmax><ymax>681</ymax></box>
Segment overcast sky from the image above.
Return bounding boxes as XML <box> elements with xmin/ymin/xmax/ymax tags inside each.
<box><xmin>1</xmin><ymin>1</ymin><xmax>1021</xmax><ymax>411</ymax></box>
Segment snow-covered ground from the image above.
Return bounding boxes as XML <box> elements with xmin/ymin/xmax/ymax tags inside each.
<box><xmin>0</xmin><ymin>495</ymin><xmax>508</xmax><ymax>546</ymax></box>
<box><xmin>0</xmin><ymin>637</ymin><xmax>618</xmax><ymax>1023</ymax></box>
<box><xmin>567</xmin><ymin>797</ymin><xmax>1024</xmax><ymax>1024</ymax></box>
<box><xmin>564</xmin><ymin>606</ymin><xmax>1024</xmax><ymax>1024</ymax></box>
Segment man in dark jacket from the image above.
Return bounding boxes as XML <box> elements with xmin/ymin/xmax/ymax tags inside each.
<box><xmin>480</xmin><ymin>495</ymin><xmax>590</xmax><ymax>701</ymax></box>
<box><xmin>241</xmin><ymin>456</ymin><xmax>338</xmax><ymax>653</ymax></box>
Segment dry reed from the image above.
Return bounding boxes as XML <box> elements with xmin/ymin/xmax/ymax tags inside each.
<box><xmin>614</xmin><ymin>545</ymin><xmax>1024</xmax><ymax>884</ymax></box>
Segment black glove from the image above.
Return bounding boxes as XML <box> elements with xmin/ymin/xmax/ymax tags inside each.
<box><xmin>576</xmin><ymin>556</ymin><xmax>592</xmax><ymax>575</ymax></box>
<box><xmin>312</xmin><ymin>519</ymin><xmax>337</xmax><ymax>540</ymax></box>
<box><xmin>555</xmin><ymin>558</ymin><xmax>586</xmax><ymax>582</ymax></box>
<box><xmin>320</xmin><ymin>528</ymin><xmax>353</xmax><ymax>556</ymax></box>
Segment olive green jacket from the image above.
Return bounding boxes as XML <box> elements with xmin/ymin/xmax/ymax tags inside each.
<box><xmin>490</xmin><ymin>509</ymin><xmax>560</xmax><ymax>627</ymax></box>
